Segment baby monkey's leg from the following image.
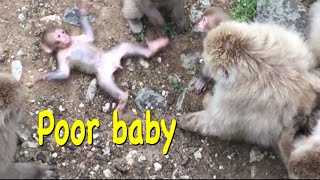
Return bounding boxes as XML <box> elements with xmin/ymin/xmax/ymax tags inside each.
<box><xmin>97</xmin><ymin>73</ymin><xmax>128</xmax><ymax>112</ymax></box>
<box><xmin>114</xmin><ymin>37</ymin><xmax>169</xmax><ymax>60</ymax></box>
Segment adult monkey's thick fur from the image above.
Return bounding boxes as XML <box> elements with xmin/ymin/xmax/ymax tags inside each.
<box><xmin>177</xmin><ymin>20</ymin><xmax>320</xmax><ymax>171</ymax></box>
<box><xmin>0</xmin><ymin>73</ymin><xmax>53</xmax><ymax>179</ymax></box>
<box><xmin>121</xmin><ymin>0</ymin><xmax>186</xmax><ymax>35</ymax></box>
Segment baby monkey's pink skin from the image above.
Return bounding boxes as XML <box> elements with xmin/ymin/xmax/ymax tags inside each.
<box><xmin>34</xmin><ymin>0</ymin><xmax>169</xmax><ymax>113</ymax></box>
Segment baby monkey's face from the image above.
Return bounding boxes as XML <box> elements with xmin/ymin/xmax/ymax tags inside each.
<box><xmin>51</xmin><ymin>28</ymin><xmax>71</xmax><ymax>49</ymax></box>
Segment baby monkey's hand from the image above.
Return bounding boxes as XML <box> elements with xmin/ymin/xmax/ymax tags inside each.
<box><xmin>80</xmin><ymin>0</ymin><xmax>89</xmax><ymax>16</ymax></box>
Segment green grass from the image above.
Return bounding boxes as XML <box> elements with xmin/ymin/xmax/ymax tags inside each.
<box><xmin>231</xmin><ymin>0</ymin><xmax>257</xmax><ymax>22</ymax></box>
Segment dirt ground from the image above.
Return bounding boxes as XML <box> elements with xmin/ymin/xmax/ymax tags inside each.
<box><xmin>0</xmin><ymin>0</ymin><xmax>295</xmax><ymax>179</ymax></box>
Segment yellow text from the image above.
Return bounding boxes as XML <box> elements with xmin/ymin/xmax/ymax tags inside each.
<box><xmin>38</xmin><ymin>110</ymin><xmax>100</xmax><ymax>146</ymax></box>
<box><xmin>113</xmin><ymin>110</ymin><xmax>177</xmax><ymax>155</ymax></box>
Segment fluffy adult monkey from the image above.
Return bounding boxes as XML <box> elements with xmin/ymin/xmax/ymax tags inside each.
<box><xmin>0</xmin><ymin>73</ymin><xmax>53</xmax><ymax>179</ymax></box>
<box><xmin>121</xmin><ymin>0</ymin><xmax>187</xmax><ymax>36</ymax></box>
<box><xmin>177</xmin><ymin>20</ymin><xmax>320</xmax><ymax>160</ymax></box>
<box><xmin>193</xmin><ymin>7</ymin><xmax>232</xmax><ymax>94</ymax></box>
<box><xmin>33</xmin><ymin>0</ymin><xmax>169</xmax><ymax>112</ymax></box>
<box><xmin>308</xmin><ymin>0</ymin><xmax>320</xmax><ymax>62</ymax></box>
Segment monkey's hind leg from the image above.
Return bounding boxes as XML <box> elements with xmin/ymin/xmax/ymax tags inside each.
<box><xmin>97</xmin><ymin>73</ymin><xmax>129</xmax><ymax>113</ymax></box>
<box><xmin>122</xmin><ymin>0</ymin><xmax>144</xmax><ymax>33</ymax></box>
<box><xmin>177</xmin><ymin>110</ymin><xmax>214</xmax><ymax>136</ymax></box>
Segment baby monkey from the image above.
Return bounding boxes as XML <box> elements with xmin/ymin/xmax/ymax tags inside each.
<box><xmin>33</xmin><ymin>0</ymin><xmax>169</xmax><ymax>112</ymax></box>
<box><xmin>193</xmin><ymin>7</ymin><xmax>232</xmax><ymax>94</ymax></box>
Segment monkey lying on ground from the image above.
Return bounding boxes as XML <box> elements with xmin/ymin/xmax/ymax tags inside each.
<box><xmin>177</xmin><ymin>20</ymin><xmax>320</xmax><ymax>177</ymax></box>
<box><xmin>193</xmin><ymin>7</ymin><xmax>232</xmax><ymax>94</ymax></box>
<box><xmin>0</xmin><ymin>73</ymin><xmax>54</xmax><ymax>179</ymax></box>
<box><xmin>33</xmin><ymin>0</ymin><xmax>169</xmax><ymax>112</ymax></box>
<box><xmin>121</xmin><ymin>0</ymin><xmax>187</xmax><ymax>36</ymax></box>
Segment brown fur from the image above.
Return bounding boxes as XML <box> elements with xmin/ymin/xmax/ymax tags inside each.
<box><xmin>121</xmin><ymin>0</ymin><xmax>187</xmax><ymax>35</ymax></box>
<box><xmin>0</xmin><ymin>72</ymin><xmax>54</xmax><ymax>179</ymax></box>
<box><xmin>177</xmin><ymin>21</ymin><xmax>320</xmax><ymax>178</ymax></box>
<box><xmin>287</xmin><ymin>119</ymin><xmax>320</xmax><ymax>179</ymax></box>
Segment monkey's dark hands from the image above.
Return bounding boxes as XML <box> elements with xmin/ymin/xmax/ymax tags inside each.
<box><xmin>194</xmin><ymin>77</ymin><xmax>208</xmax><ymax>94</ymax></box>
<box><xmin>80</xmin><ymin>0</ymin><xmax>89</xmax><ymax>16</ymax></box>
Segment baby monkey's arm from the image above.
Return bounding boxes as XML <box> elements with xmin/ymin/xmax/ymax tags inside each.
<box><xmin>79</xmin><ymin>0</ymin><xmax>94</xmax><ymax>42</ymax></box>
<box><xmin>32</xmin><ymin>58</ymin><xmax>70</xmax><ymax>85</ymax></box>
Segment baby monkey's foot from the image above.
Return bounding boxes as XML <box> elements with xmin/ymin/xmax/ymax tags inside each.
<box><xmin>116</xmin><ymin>91</ymin><xmax>129</xmax><ymax>113</ymax></box>
<box><xmin>145</xmin><ymin>37</ymin><xmax>170</xmax><ymax>57</ymax></box>
<box><xmin>128</xmin><ymin>19</ymin><xmax>143</xmax><ymax>34</ymax></box>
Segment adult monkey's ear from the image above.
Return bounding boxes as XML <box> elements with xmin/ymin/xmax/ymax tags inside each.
<box><xmin>40</xmin><ymin>43</ymin><xmax>53</xmax><ymax>54</ymax></box>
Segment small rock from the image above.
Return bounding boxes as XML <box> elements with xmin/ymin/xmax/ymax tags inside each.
<box><xmin>138</xmin><ymin>154</ymin><xmax>147</xmax><ymax>162</ymax></box>
<box><xmin>102</xmin><ymin>103</ymin><xmax>111</xmax><ymax>113</ymax></box>
<box><xmin>11</xmin><ymin>60</ymin><xmax>23</xmax><ymax>81</ymax></box>
<box><xmin>219</xmin><ymin>165</ymin><xmax>224</xmax><ymax>170</ymax></box>
<box><xmin>126</xmin><ymin>150</ymin><xmax>138</xmax><ymax>165</ymax></box>
<box><xmin>157</xmin><ymin>57</ymin><xmax>162</xmax><ymax>63</ymax></box>
<box><xmin>63</xmin><ymin>6</ymin><xmax>95</xmax><ymax>26</ymax></box>
<box><xmin>194</xmin><ymin>148</ymin><xmax>203</xmax><ymax>160</ymax></box>
<box><xmin>93</xmin><ymin>165</ymin><xmax>100</xmax><ymax>172</ymax></box>
<box><xmin>103</xmin><ymin>169</ymin><xmax>112</xmax><ymax>178</ymax></box>
<box><xmin>139</xmin><ymin>58</ymin><xmax>150</xmax><ymax>68</ymax></box>
<box><xmin>17</xmin><ymin>50</ymin><xmax>24</xmax><ymax>56</ymax></box>
<box><xmin>0</xmin><ymin>54</ymin><xmax>5</xmax><ymax>63</ymax></box>
<box><xmin>135</xmin><ymin>88</ymin><xmax>167</xmax><ymax>112</ymax></box>
<box><xmin>250</xmin><ymin>147</ymin><xmax>265</xmax><ymax>163</ymax></box>
<box><xmin>59</xmin><ymin>105</ymin><xmax>65</xmax><ymax>112</ymax></box>
<box><xmin>52</xmin><ymin>152</ymin><xmax>58</xmax><ymax>158</ymax></box>
<box><xmin>18</xmin><ymin>13</ymin><xmax>26</xmax><ymax>22</ymax></box>
<box><xmin>86</xmin><ymin>79</ymin><xmax>97</xmax><ymax>102</ymax></box>
<box><xmin>154</xmin><ymin>162</ymin><xmax>162</xmax><ymax>172</ymax></box>
<box><xmin>79</xmin><ymin>103</ymin><xmax>84</xmax><ymax>108</ymax></box>
<box><xmin>176</xmin><ymin>88</ymin><xmax>187</xmax><ymax>111</ymax></box>
<box><xmin>40</xmin><ymin>15</ymin><xmax>62</xmax><ymax>25</ymax></box>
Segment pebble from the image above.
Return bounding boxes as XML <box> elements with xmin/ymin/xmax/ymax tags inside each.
<box><xmin>18</xmin><ymin>13</ymin><xmax>26</xmax><ymax>22</ymax></box>
<box><xmin>11</xmin><ymin>60</ymin><xmax>23</xmax><ymax>81</ymax></box>
<box><xmin>17</xmin><ymin>50</ymin><xmax>24</xmax><ymax>56</ymax></box>
<box><xmin>194</xmin><ymin>148</ymin><xmax>202</xmax><ymax>160</ymax></box>
<box><xmin>52</xmin><ymin>152</ymin><xmax>58</xmax><ymax>158</ymax></box>
<box><xmin>103</xmin><ymin>169</ymin><xmax>112</xmax><ymax>178</ymax></box>
<box><xmin>126</xmin><ymin>150</ymin><xmax>138</xmax><ymax>165</ymax></box>
<box><xmin>79</xmin><ymin>103</ymin><xmax>84</xmax><ymax>108</ymax></box>
<box><xmin>40</xmin><ymin>15</ymin><xmax>62</xmax><ymax>25</ymax></box>
<box><xmin>102</xmin><ymin>103</ymin><xmax>111</xmax><ymax>113</ymax></box>
<box><xmin>93</xmin><ymin>165</ymin><xmax>100</xmax><ymax>172</ymax></box>
<box><xmin>139</xmin><ymin>58</ymin><xmax>150</xmax><ymax>68</ymax></box>
<box><xmin>86</xmin><ymin>79</ymin><xmax>97</xmax><ymax>102</ymax></box>
<box><xmin>154</xmin><ymin>162</ymin><xmax>162</xmax><ymax>172</ymax></box>
<box><xmin>138</xmin><ymin>154</ymin><xmax>147</xmax><ymax>162</ymax></box>
<box><xmin>157</xmin><ymin>57</ymin><xmax>162</xmax><ymax>63</ymax></box>
<box><xmin>59</xmin><ymin>105</ymin><xmax>66</xmax><ymax>112</ymax></box>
